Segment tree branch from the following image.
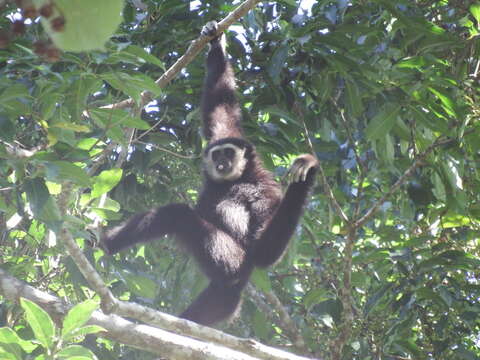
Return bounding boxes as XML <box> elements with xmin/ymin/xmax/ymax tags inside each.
<box><xmin>0</xmin><ymin>268</ymin><xmax>316</xmax><ymax>360</ymax></box>
<box><xmin>102</xmin><ymin>0</ymin><xmax>262</xmax><ymax>111</ymax></box>
<box><xmin>354</xmin><ymin>136</ymin><xmax>454</xmax><ymax>229</ymax></box>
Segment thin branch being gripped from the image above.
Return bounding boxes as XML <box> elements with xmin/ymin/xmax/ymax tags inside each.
<box><xmin>102</xmin><ymin>0</ymin><xmax>262</xmax><ymax>111</ymax></box>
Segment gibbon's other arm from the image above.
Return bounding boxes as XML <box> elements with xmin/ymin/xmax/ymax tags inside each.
<box><xmin>102</xmin><ymin>203</ymin><xmax>207</xmax><ymax>255</ymax></box>
<box><xmin>201</xmin><ymin>21</ymin><xmax>243</xmax><ymax>142</ymax></box>
<box><xmin>253</xmin><ymin>154</ymin><xmax>319</xmax><ymax>267</ymax></box>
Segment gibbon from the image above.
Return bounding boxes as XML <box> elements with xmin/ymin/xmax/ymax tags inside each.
<box><xmin>102</xmin><ymin>21</ymin><xmax>319</xmax><ymax>326</ymax></box>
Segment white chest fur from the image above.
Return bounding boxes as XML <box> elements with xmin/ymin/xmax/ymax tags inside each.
<box><xmin>216</xmin><ymin>200</ymin><xmax>249</xmax><ymax>237</ymax></box>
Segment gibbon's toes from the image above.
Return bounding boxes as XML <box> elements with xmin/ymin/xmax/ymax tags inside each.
<box><xmin>288</xmin><ymin>154</ymin><xmax>319</xmax><ymax>183</ymax></box>
<box><xmin>201</xmin><ymin>20</ymin><xmax>218</xmax><ymax>37</ymax></box>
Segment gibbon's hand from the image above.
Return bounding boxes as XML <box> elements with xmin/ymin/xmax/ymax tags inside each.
<box><xmin>287</xmin><ymin>154</ymin><xmax>319</xmax><ymax>183</ymax></box>
<box><xmin>201</xmin><ymin>20</ymin><xmax>219</xmax><ymax>38</ymax></box>
<box><xmin>85</xmin><ymin>224</ymin><xmax>104</xmax><ymax>249</ymax></box>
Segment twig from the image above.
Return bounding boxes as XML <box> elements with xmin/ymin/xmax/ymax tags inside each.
<box><xmin>332</xmin><ymin>102</ymin><xmax>367</xmax><ymax>220</ymax></box>
<box><xmin>317</xmin><ymin>163</ymin><xmax>350</xmax><ymax>224</ymax></box>
<box><xmin>135</xmin><ymin>140</ymin><xmax>198</xmax><ymax>160</ymax></box>
<box><xmin>354</xmin><ymin>136</ymin><xmax>454</xmax><ymax>229</ymax></box>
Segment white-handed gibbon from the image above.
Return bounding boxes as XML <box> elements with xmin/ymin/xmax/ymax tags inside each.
<box><xmin>102</xmin><ymin>21</ymin><xmax>319</xmax><ymax>326</ymax></box>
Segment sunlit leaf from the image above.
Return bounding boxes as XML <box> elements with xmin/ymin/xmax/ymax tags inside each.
<box><xmin>91</xmin><ymin>169</ymin><xmax>123</xmax><ymax>198</ymax></box>
<box><xmin>365</xmin><ymin>104</ymin><xmax>401</xmax><ymax>140</ymax></box>
<box><xmin>61</xmin><ymin>300</ymin><xmax>99</xmax><ymax>341</ymax></box>
<box><xmin>20</xmin><ymin>298</ymin><xmax>55</xmax><ymax>349</ymax></box>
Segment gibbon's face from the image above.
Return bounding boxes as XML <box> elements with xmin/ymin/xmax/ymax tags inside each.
<box><xmin>204</xmin><ymin>143</ymin><xmax>247</xmax><ymax>182</ymax></box>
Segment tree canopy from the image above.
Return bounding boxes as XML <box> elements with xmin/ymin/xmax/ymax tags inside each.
<box><xmin>0</xmin><ymin>0</ymin><xmax>479</xmax><ymax>359</ymax></box>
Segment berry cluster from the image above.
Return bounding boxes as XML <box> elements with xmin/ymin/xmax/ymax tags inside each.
<box><xmin>0</xmin><ymin>0</ymin><xmax>65</xmax><ymax>61</ymax></box>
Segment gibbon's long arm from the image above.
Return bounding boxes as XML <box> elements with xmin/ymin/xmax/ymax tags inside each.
<box><xmin>102</xmin><ymin>203</ymin><xmax>208</xmax><ymax>255</ymax></box>
<box><xmin>253</xmin><ymin>154</ymin><xmax>318</xmax><ymax>268</ymax></box>
<box><xmin>201</xmin><ymin>26</ymin><xmax>243</xmax><ymax>141</ymax></box>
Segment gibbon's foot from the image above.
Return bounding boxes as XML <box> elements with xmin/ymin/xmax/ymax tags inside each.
<box><xmin>287</xmin><ymin>154</ymin><xmax>319</xmax><ymax>183</ymax></box>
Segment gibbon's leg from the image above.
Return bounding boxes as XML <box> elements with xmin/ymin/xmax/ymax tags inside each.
<box><xmin>102</xmin><ymin>203</ymin><xmax>209</xmax><ymax>255</ymax></box>
<box><xmin>180</xmin><ymin>281</ymin><xmax>245</xmax><ymax>326</ymax></box>
<box><xmin>253</xmin><ymin>154</ymin><xmax>319</xmax><ymax>268</ymax></box>
<box><xmin>201</xmin><ymin>21</ymin><xmax>243</xmax><ymax>141</ymax></box>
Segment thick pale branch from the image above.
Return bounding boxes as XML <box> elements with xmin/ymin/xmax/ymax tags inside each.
<box><xmin>0</xmin><ymin>268</ymin><xmax>315</xmax><ymax>360</ymax></box>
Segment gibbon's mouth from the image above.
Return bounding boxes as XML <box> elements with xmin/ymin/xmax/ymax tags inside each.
<box><xmin>216</xmin><ymin>162</ymin><xmax>232</xmax><ymax>174</ymax></box>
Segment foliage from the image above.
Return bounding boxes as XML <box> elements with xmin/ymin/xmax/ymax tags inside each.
<box><xmin>0</xmin><ymin>0</ymin><xmax>479</xmax><ymax>359</ymax></box>
<box><xmin>0</xmin><ymin>299</ymin><xmax>103</xmax><ymax>359</ymax></box>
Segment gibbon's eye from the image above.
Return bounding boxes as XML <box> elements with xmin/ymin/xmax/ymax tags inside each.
<box><xmin>224</xmin><ymin>148</ymin><xmax>235</xmax><ymax>158</ymax></box>
<box><xmin>211</xmin><ymin>149</ymin><xmax>221</xmax><ymax>161</ymax></box>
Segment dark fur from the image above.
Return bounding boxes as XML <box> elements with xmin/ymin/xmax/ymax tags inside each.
<box><xmin>102</xmin><ymin>23</ymin><xmax>318</xmax><ymax>326</ymax></box>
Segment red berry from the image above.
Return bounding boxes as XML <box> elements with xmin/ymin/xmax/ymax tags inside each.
<box><xmin>45</xmin><ymin>46</ymin><xmax>61</xmax><ymax>62</ymax></box>
<box><xmin>22</xmin><ymin>5</ymin><xmax>37</xmax><ymax>19</ymax></box>
<box><xmin>50</xmin><ymin>16</ymin><xmax>65</xmax><ymax>32</ymax></box>
<box><xmin>33</xmin><ymin>40</ymin><xmax>49</xmax><ymax>55</ymax></box>
<box><xmin>11</xmin><ymin>20</ymin><xmax>26</xmax><ymax>35</ymax></box>
<box><xmin>39</xmin><ymin>3</ymin><xmax>54</xmax><ymax>18</ymax></box>
<box><xmin>0</xmin><ymin>31</ymin><xmax>10</xmax><ymax>49</ymax></box>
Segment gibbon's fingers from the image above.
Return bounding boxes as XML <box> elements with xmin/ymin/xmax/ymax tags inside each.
<box><xmin>287</xmin><ymin>159</ymin><xmax>304</xmax><ymax>183</ymax></box>
<box><xmin>288</xmin><ymin>154</ymin><xmax>319</xmax><ymax>183</ymax></box>
<box><xmin>301</xmin><ymin>161</ymin><xmax>312</xmax><ymax>182</ymax></box>
<box><xmin>295</xmin><ymin>160</ymin><xmax>306</xmax><ymax>183</ymax></box>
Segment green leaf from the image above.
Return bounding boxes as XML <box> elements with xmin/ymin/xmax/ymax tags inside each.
<box><xmin>38</xmin><ymin>0</ymin><xmax>124</xmax><ymax>52</ymax></box>
<box><xmin>0</xmin><ymin>328</ymin><xmax>36</xmax><ymax>352</ymax></box>
<box><xmin>0</xmin><ymin>84</ymin><xmax>30</xmax><ymax>103</ymax></box>
<box><xmin>91</xmin><ymin>169</ymin><xmax>123</xmax><ymax>198</ymax></box>
<box><xmin>20</xmin><ymin>298</ymin><xmax>55</xmax><ymax>349</ymax></box>
<box><xmin>416</xmin><ymin>287</ymin><xmax>448</xmax><ymax>309</ymax></box>
<box><xmin>365</xmin><ymin>104</ymin><xmax>401</xmax><ymax>140</ymax></box>
<box><xmin>44</xmin><ymin>161</ymin><xmax>90</xmax><ymax>187</ymax></box>
<box><xmin>470</xmin><ymin>2</ymin><xmax>480</xmax><ymax>24</ymax></box>
<box><xmin>428</xmin><ymin>87</ymin><xmax>457</xmax><ymax>117</ymax></box>
<box><xmin>123</xmin><ymin>45</ymin><xmax>165</xmax><ymax>69</ymax></box>
<box><xmin>61</xmin><ymin>300</ymin><xmax>99</xmax><ymax>341</ymax></box>
<box><xmin>396</xmin><ymin>56</ymin><xmax>427</xmax><ymax>69</ymax></box>
<box><xmin>251</xmin><ymin>269</ymin><xmax>272</xmax><ymax>292</ymax></box>
<box><xmin>432</xmin><ymin>172</ymin><xmax>446</xmax><ymax>202</ymax></box>
<box><xmin>0</xmin><ymin>348</ymin><xmax>20</xmax><ymax>360</ymax></box>
<box><xmin>267</xmin><ymin>44</ymin><xmax>289</xmax><ymax>84</ymax></box>
<box><xmin>56</xmin><ymin>344</ymin><xmax>97</xmax><ymax>360</ymax></box>
<box><xmin>263</xmin><ymin>106</ymin><xmax>303</xmax><ymax>128</ymax></box>
<box><xmin>303</xmin><ymin>288</ymin><xmax>329</xmax><ymax>310</ymax></box>
<box><xmin>252</xmin><ymin>310</ymin><xmax>271</xmax><ymax>340</ymax></box>
<box><xmin>409</xmin><ymin>105</ymin><xmax>449</xmax><ymax>134</ymax></box>
<box><xmin>23</xmin><ymin>178</ymin><xmax>50</xmax><ymax>217</ymax></box>
<box><xmin>364</xmin><ymin>283</ymin><xmax>394</xmax><ymax>315</ymax></box>
<box><xmin>121</xmin><ymin>270</ymin><xmax>157</xmax><ymax>299</ymax></box>
<box><xmin>345</xmin><ymin>80</ymin><xmax>363</xmax><ymax>117</ymax></box>
<box><xmin>24</xmin><ymin>178</ymin><xmax>62</xmax><ymax>223</ymax></box>
<box><xmin>66</xmin><ymin>76</ymin><xmax>102</xmax><ymax>120</ymax></box>
<box><xmin>89</xmin><ymin>108</ymin><xmax>150</xmax><ymax>130</ymax></box>
<box><xmin>101</xmin><ymin>73</ymin><xmax>161</xmax><ymax>104</ymax></box>
<box><xmin>63</xmin><ymin>325</ymin><xmax>105</xmax><ymax>342</ymax></box>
